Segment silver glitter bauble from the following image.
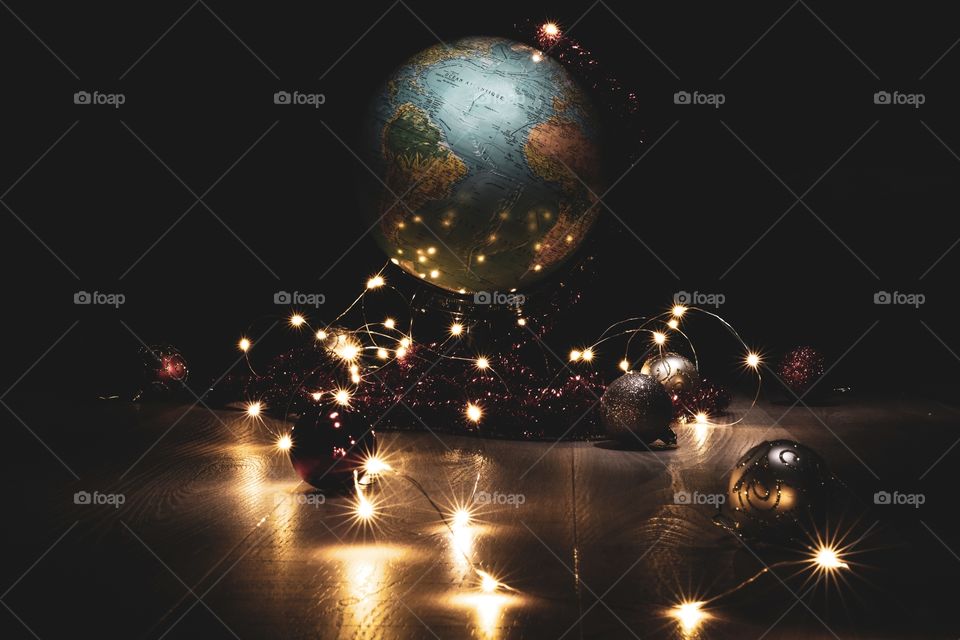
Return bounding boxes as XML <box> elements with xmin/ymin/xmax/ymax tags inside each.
<box><xmin>600</xmin><ymin>372</ymin><xmax>674</xmax><ymax>444</ymax></box>
<box><xmin>725</xmin><ymin>440</ymin><xmax>832</xmax><ymax>538</ymax></box>
<box><xmin>640</xmin><ymin>352</ymin><xmax>698</xmax><ymax>394</ymax></box>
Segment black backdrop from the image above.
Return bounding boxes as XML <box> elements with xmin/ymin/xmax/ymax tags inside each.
<box><xmin>3</xmin><ymin>0</ymin><xmax>959</xmax><ymax>402</ymax></box>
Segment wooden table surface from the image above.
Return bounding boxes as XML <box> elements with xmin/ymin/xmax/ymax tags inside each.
<box><xmin>2</xmin><ymin>393</ymin><xmax>958</xmax><ymax>639</ymax></box>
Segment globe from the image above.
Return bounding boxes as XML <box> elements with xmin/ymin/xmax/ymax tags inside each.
<box><xmin>363</xmin><ymin>36</ymin><xmax>605</xmax><ymax>295</ymax></box>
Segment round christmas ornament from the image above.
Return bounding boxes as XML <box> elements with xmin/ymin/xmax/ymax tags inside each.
<box><xmin>600</xmin><ymin>372</ymin><xmax>675</xmax><ymax>444</ymax></box>
<box><xmin>640</xmin><ymin>352</ymin><xmax>698</xmax><ymax>394</ymax></box>
<box><xmin>138</xmin><ymin>345</ymin><xmax>188</xmax><ymax>394</ymax></box>
<box><xmin>287</xmin><ymin>409</ymin><xmax>377</xmax><ymax>489</ymax></box>
<box><xmin>777</xmin><ymin>346</ymin><xmax>825</xmax><ymax>396</ymax></box>
<box><xmin>723</xmin><ymin>440</ymin><xmax>833</xmax><ymax>539</ymax></box>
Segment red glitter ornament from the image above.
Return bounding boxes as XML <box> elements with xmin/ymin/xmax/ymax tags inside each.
<box><xmin>671</xmin><ymin>378</ymin><xmax>731</xmax><ymax>421</ymax></box>
<box><xmin>777</xmin><ymin>346</ymin><xmax>825</xmax><ymax>395</ymax></box>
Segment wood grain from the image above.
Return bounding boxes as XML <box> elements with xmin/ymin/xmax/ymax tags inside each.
<box><xmin>1</xmin><ymin>394</ymin><xmax>958</xmax><ymax>639</ymax></box>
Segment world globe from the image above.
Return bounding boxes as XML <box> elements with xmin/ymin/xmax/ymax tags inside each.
<box><xmin>362</xmin><ymin>36</ymin><xmax>605</xmax><ymax>295</ymax></box>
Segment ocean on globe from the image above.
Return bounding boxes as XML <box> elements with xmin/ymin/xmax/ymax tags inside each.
<box><xmin>363</xmin><ymin>36</ymin><xmax>605</xmax><ymax>295</ymax></box>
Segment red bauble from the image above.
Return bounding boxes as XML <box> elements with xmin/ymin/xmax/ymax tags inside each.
<box><xmin>288</xmin><ymin>408</ymin><xmax>377</xmax><ymax>489</ymax></box>
<box><xmin>777</xmin><ymin>346</ymin><xmax>825</xmax><ymax>395</ymax></box>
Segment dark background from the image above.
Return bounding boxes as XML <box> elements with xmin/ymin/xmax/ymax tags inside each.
<box><xmin>2</xmin><ymin>0</ymin><xmax>960</xmax><ymax>400</ymax></box>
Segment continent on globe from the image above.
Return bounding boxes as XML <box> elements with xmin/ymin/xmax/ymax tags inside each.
<box><xmin>363</xmin><ymin>36</ymin><xmax>605</xmax><ymax>295</ymax></box>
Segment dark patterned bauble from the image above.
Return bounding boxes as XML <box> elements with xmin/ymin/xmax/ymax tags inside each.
<box><xmin>725</xmin><ymin>440</ymin><xmax>832</xmax><ymax>539</ymax></box>
<box><xmin>288</xmin><ymin>409</ymin><xmax>377</xmax><ymax>489</ymax></box>
<box><xmin>777</xmin><ymin>346</ymin><xmax>825</xmax><ymax>396</ymax></box>
<box><xmin>640</xmin><ymin>352</ymin><xmax>698</xmax><ymax>394</ymax></box>
<box><xmin>600</xmin><ymin>372</ymin><xmax>674</xmax><ymax>444</ymax></box>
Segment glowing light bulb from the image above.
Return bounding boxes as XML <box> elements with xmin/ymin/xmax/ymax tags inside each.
<box><xmin>452</xmin><ymin>508</ymin><xmax>471</xmax><ymax>527</ymax></box>
<box><xmin>814</xmin><ymin>546</ymin><xmax>848</xmax><ymax>570</ymax></box>
<box><xmin>532</xmin><ymin>52</ymin><xmax>543</xmax><ymax>62</ymax></box>
<box><xmin>671</xmin><ymin>601</ymin><xmax>707</xmax><ymax>635</ymax></box>
<box><xmin>356</xmin><ymin>496</ymin><xmax>375</xmax><ymax>520</ymax></box>
<box><xmin>351</xmin><ymin>373</ymin><xmax>361</xmax><ymax>384</ymax></box>
<box><xmin>238</xmin><ymin>337</ymin><xmax>251</xmax><ymax>352</ymax></box>
<box><xmin>366</xmin><ymin>275</ymin><xmax>385</xmax><ymax>289</ymax></box>
<box><xmin>672</xmin><ymin>304</ymin><xmax>687</xmax><ymax>318</ymax></box>
<box><xmin>311</xmin><ymin>391</ymin><xmax>322</xmax><ymax>401</ymax></box>
<box><xmin>364</xmin><ymin>456</ymin><xmax>391</xmax><ymax>475</ymax></box>
<box><xmin>569</xmin><ymin>350</ymin><xmax>582</xmax><ymax>362</ymax></box>
<box><xmin>746</xmin><ymin>352</ymin><xmax>761</xmax><ymax>369</ymax></box>
<box><xmin>399</xmin><ymin>338</ymin><xmax>411</xmax><ymax>349</ymax></box>
<box><xmin>396</xmin><ymin>347</ymin><xmax>407</xmax><ymax>358</ymax></box>
<box><xmin>276</xmin><ymin>434</ymin><xmax>292</xmax><ymax>451</ymax></box>
<box><xmin>619</xmin><ymin>359</ymin><xmax>630</xmax><ymax>372</ymax></box>
<box><xmin>335</xmin><ymin>340</ymin><xmax>360</xmax><ymax>362</ymax></box>
<box><xmin>653</xmin><ymin>331</ymin><xmax>667</xmax><ymax>345</ymax></box>
<box><xmin>695</xmin><ymin>412</ymin><xmax>709</xmax><ymax>425</ymax></box>
<box><xmin>667</xmin><ymin>319</ymin><xmax>679</xmax><ymax>329</ymax></box>
<box><xmin>333</xmin><ymin>389</ymin><xmax>351</xmax><ymax>406</ymax></box>
<box><xmin>384</xmin><ymin>318</ymin><xmax>395</xmax><ymax>329</ymax></box>
<box><xmin>450</xmin><ymin>322</ymin><xmax>464</xmax><ymax>336</ymax></box>
<box><xmin>430</xmin><ymin>269</ymin><xmax>440</xmax><ymax>279</ymax></box>
<box><xmin>289</xmin><ymin>314</ymin><xmax>305</xmax><ymax>328</ymax></box>
<box><xmin>476</xmin><ymin>357</ymin><xmax>489</xmax><ymax>370</ymax></box>
<box><xmin>427</xmin><ymin>246</ymin><xmax>437</xmax><ymax>255</ymax></box>
<box><xmin>477</xmin><ymin>570</ymin><xmax>500</xmax><ymax>593</ymax></box>
<box><xmin>542</xmin><ymin>22</ymin><xmax>560</xmax><ymax>37</ymax></box>
<box><xmin>516</xmin><ymin>317</ymin><xmax>526</xmax><ymax>326</ymax></box>
<box><xmin>316</xmin><ymin>329</ymin><xmax>327</xmax><ymax>340</ymax></box>
<box><xmin>466</xmin><ymin>403</ymin><xmax>483</xmax><ymax>423</ymax></box>
<box><xmin>581</xmin><ymin>348</ymin><xmax>594</xmax><ymax>362</ymax></box>
<box><xmin>245</xmin><ymin>401</ymin><xmax>262</xmax><ymax>417</ymax></box>
<box><xmin>377</xmin><ymin>348</ymin><xmax>388</xmax><ymax>359</ymax></box>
